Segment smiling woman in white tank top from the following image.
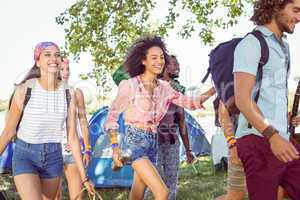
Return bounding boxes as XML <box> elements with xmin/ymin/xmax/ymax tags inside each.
<box><xmin>0</xmin><ymin>42</ymin><xmax>94</xmax><ymax>200</ymax></box>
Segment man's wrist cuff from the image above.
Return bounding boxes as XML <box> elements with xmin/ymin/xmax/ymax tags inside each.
<box><xmin>262</xmin><ymin>125</ymin><xmax>278</xmax><ymax>139</ymax></box>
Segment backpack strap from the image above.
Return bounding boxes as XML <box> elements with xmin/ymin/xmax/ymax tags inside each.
<box><xmin>251</xmin><ymin>30</ymin><xmax>269</xmax><ymax>102</ymax></box>
<box><xmin>22</xmin><ymin>79</ymin><xmax>35</xmax><ymax>107</ymax></box>
<box><xmin>23</xmin><ymin>88</ymin><xmax>32</xmax><ymax>108</ymax></box>
<box><xmin>247</xmin><ymin>30</ymin><xmax>269</xmax><ymax>128</ymax></box>
<box><xmin>16</xmin><ymin>79</ymin><xmax>36</xmax><ymax>131</ymax></box>
<box><xmin>63</xmin><ymin>82</ymin><xmax>72</xmax><ymax>139</ymax></box>
<box><xmin>23</xmin><ymin>78</ymin><xmax>36</xmax><ymax>89</ymax></box>
<box><xmin>60</xmin><ymin>81</ymin><xmax>72</xmax><ymax>140</ymax></box>
<box><xmin>65</xmin><ymin>87</ymin><xmax>71</xmax><ymax>137</ymax></box>
<box><xmin>16</xmin><ymin>88</ymin><xmax>32</xmax><ymax>131</ymax></box>
<box><xmin>66</xmin><ymin>89</ymin><xmax>71</xmax><ymax>109</ymax></box>
<box><xmin>201</xmin><ymin>68</ymin><xmax>211</xmax><ymax>83</ymax></box>
<box><xmin>62</xmin><ymin>81</ymin><xmax>72</xmax><ymax>109</ymax></box>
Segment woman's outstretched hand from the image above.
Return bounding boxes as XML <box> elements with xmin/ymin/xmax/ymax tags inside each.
<box><xmin>199</xmin><ymin>87</ymin><xmax>216</xmax><ymax>104</ymax></box>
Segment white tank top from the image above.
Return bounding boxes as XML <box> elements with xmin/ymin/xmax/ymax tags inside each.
<box><xmin>17</xmin><ymin>80</ymin><xmax>68</xmax><ymax>144</ymax></box>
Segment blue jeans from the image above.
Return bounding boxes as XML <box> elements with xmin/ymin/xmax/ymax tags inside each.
<box><xmin>122</xmin><ymin>126</ymin><xmax>158</xmax><ymax>164</ymax></box>
<box><xmin>12</xmin><ymin>139</ymin><xmax>63</xmax><ymax>179</ymax></box>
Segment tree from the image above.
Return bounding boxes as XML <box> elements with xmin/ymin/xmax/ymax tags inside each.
<box><xmin>56</xmin><ymin>0</ymin><xmax>254</xmax><ymax>95</ymax></box>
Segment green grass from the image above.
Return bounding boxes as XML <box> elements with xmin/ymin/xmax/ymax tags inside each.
<box><xmin>177</xmin><ymin>157</ymin><xmax>226</xmax><ymax>200</ymax></box>
<box><xmin>0</xmin><ymin>157</ymin><xmax>227</xmax><ymax>200</ymax></box>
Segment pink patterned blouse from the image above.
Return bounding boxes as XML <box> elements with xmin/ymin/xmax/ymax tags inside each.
<box><xmin>104</xmin><ymin>76</ymin><xmax>203</xmax><ymax>133</ymax></box>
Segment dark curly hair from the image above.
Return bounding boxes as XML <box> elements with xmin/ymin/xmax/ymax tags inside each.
<box><xmin>251</xmin><ymin>0</ymin><xmax>293</xmax><ymax>25</ymax></box>
<box><xmin>124</xmin><ymin>36</ymin><xmax>169</xmax><ymax>77</ymax></box>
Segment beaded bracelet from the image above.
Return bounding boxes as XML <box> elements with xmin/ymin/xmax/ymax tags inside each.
<box><xmin>85</xmin><ymin>150</ymin><xmax>92</xmax><ymax>156</ymax></box>
<box><xmin>225</xmin><ymin>135</ymin><xmax>234</xmax><ymax>141</ymax></box>
<box><xmin>85</xmin><ymin>144</ymin><xmax>91</xmax><ymax>151</ymax></box>
<box><xmin>111</xmin><ymin>143</ymin><xmax>119</xmax><ymax>149</ymax></box>
<box><xmin>228</xmin><ymin>138</ymin><xmax>236</xmax><ymax>146</ymax></box>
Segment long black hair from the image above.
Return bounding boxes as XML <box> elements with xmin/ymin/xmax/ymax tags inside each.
<box><xmin>124</xmin><ymin>36</ymin><xmax>169</xmax><ymax>77</ymax></box>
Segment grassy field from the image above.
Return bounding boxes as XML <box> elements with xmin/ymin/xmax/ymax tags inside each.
<box><xmin>0</xmin><ymin>157</ymin><xmax>227</xmax><ymax>200</ymax></box>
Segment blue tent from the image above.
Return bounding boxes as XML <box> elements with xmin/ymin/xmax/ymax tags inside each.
<box><xmin>87</xmin><ymin>106</ymin><xmax>211</xmax><ymax>188</ymax></box>
<box><xmin>182</xmin><ymin>112</ymin><xmax>211</xmax><ymax>158</ymax></box>
<box><xmin>87</xmin><ymin>106</ymin><xmax>133</xmax><ymax>188</ymax></box>
<box><xmin>0</xmin><ymin>112</ymin><xmax>13</xmax><ymax>174</ymax></box>
<box><xmin>0</xmin><ymin>142</ymin><xmax>13</xmax><ymax>174</ymax></box>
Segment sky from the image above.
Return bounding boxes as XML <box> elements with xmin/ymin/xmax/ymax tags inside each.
<box><xmin>0</xmin><ymin>0</ymin><xmax>95</xmax><ymax>100</ymax></box>
<box><xmin>1</xmin><ymin>0</ymin><xmax>300</xmax><ymax>101</ymax></box>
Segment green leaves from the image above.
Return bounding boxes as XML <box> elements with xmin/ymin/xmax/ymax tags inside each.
<box><xmin>56</xmin><ymin>0</ymin><xmax>252</xmax><ymax>97</ymax></box>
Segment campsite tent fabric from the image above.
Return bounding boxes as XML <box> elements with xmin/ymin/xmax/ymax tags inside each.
<box><xmin>211</xmin><ymin>127</ymin><xmax>228</xmax><ymax>166</ymax></box>
<box><xmin>184</xmin><ymin>112</ymin><xmax>211</xmax><ymax>156</ymax></box>
<box><xmin>179</xmin><ymin>112</ymin><xmax>211</xmax><ymax>161</ymax></box>
<box><xmin>0</xmin><ymin>112</ymin><xmax>13</xmax><ymax>174</ymax></box>
<box><xmin>88</xmin><ymin>106</ymin><xmax>211</xmax><ymax>187</ymax></box>
<box><xmin>0</xmin><ymin>142</ymin><xmax>13</xmax><ymax>174</ymax></box>
<box><xmin>87</xmin><ymin>106</ymin><xmax>133</xmax><ymax>188</ymax></box>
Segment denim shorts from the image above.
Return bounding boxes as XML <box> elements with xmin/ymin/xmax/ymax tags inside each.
<box><xmin>122</xmin><ymin>126</ymin><xmax>158</xmax><ymax>164</ymax></box>
<box><xmin>63</xmin><ymin>154</ymin><xmax>75</xmax><ymax>165</ymax></box>
<box><xmin>12</xmin><ymin>139</ymin><xmax>63</xmax><ymax>179</ymax></box>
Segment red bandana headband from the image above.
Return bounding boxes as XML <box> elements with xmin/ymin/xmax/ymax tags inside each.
<box><xmin>34</xmin><ymin>42</ymin><xmax>59</xmax><ymax>61</ymax></box>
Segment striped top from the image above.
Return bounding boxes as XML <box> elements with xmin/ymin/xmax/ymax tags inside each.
<box><xmin>17</xmin><ymin>80</ymin><xmax>68</xmax><ymax>144</ymax></box>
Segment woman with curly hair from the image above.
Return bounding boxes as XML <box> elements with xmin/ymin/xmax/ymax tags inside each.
<box><xmin>104</xmin><ymin>36</ymin><xmax>213</xmax><ymax>200</ymax></box>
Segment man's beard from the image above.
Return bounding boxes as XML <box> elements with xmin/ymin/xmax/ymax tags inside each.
<box><xmin>275</xmin><ymin>12</ymin><xmax>294</xmax><ymax>34</ymax></box>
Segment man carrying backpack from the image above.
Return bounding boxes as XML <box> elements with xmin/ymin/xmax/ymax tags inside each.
<box><xmin>233</xmin><ymin>0</ymin><xmax>300</xmax><ymax>199</ymax></box>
